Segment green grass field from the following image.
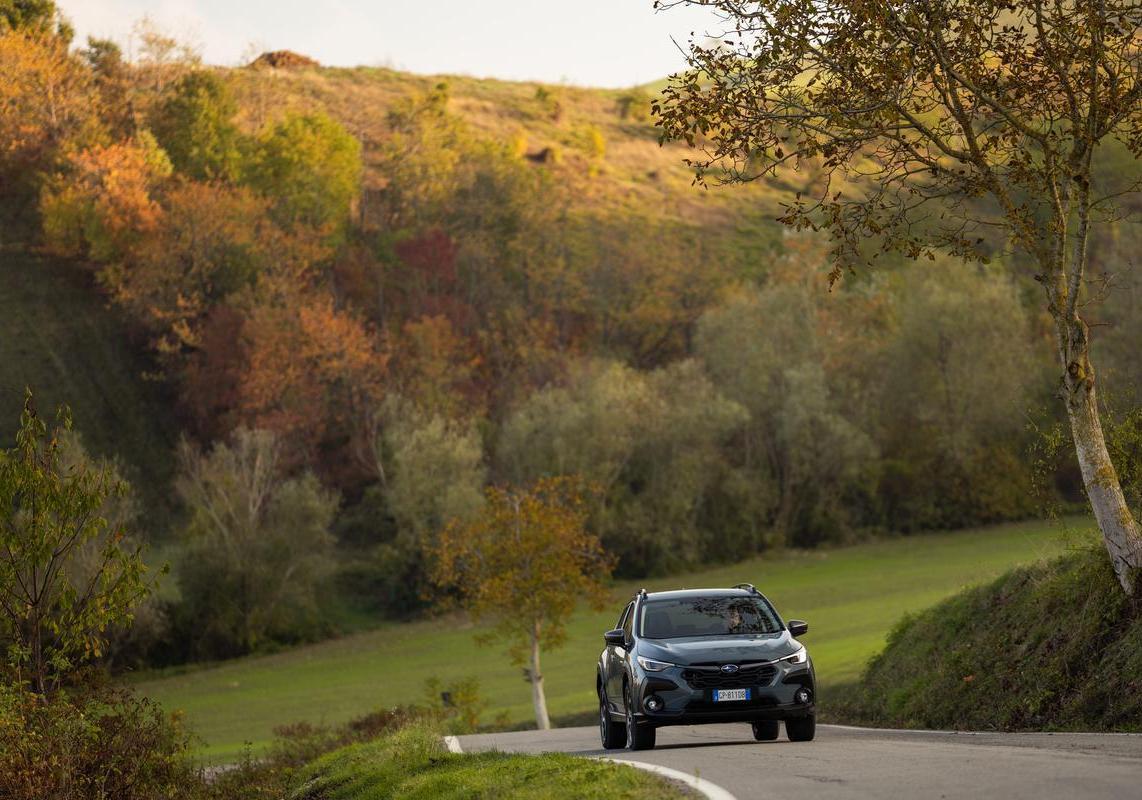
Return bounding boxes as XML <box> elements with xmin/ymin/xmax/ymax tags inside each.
<box><xmin>131</xmin><ymin>516</ymin><xmax>1097</xmax><ymax>762</ymax></box>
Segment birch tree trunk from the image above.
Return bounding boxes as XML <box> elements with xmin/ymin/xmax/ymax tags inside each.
<box><xmin>1058</xmin><ymin>314</ymin><xmax>1142</xmax><ymax>595</ymax></box>
<box><xmin>529</xmin><ymin>621</ymin><xmax>551</xmax><ymax>730</ymax></box>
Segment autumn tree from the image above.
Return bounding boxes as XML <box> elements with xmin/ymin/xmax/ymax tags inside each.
<box><xmin>40</xmin><ymin>131</ymin><xmax>172</xmax><ymax>263</ymax></box>
<box><xmin>236</xmin><ymin>287</ymin><xmax>386</xmax><ymax>480</ymax></box>
<box><xmin>429</xmin><ymin>477</ymin><xmax>613</xmax><ymax>729</ymax></box>
<box><xmin>0</xmin><ymin>393</ymin><xmax>152</xmax><ymax>695</ymax></box>
<box><xmin>0</xmin><ymin>30</ymin><xmax>102</xmax><ymax>230</ymax></box>
<box><xmin>658</xmin><ymin>0</ymin><xmax>1142</xmax><ymax>593</ymax></box>
<box><xmin>80</xmin><ymin>37</ymin><xmax>133</xmax><ymax>137</ymax></box>
<box><xmin>103</xmin><ymin>181</ymin><xmax>323</xmax><ymax>363</ymax></box>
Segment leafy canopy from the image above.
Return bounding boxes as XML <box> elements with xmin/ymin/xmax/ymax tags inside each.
<box><xmin>151</xmin><ymin>70</ymin><xmax>243</xmax><ymax>181</ymax></box>
<box><xmin>429</xmin><ymin>477</ymin><xmax>613</xmax><ymax>660</ymax></box>
<box><xmin>0</xmin><ymin>392</ymin><xmax>151</xmax><ymax>694</ymax></box>
<box><xmin>247</xmin><ymin>111</ymin><xmax>362</xmax><ymax>235</ymax></box>
<box><xmin>657</xmin><ymin>1</ymin><xmax>1142</xmax><ymax>279</ymax></box>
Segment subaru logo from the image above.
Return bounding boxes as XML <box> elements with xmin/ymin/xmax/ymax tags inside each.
<box><xmin>720</xmin><ymin>664</ymin><xmax>739</xmax><ymax>674</ymax></box>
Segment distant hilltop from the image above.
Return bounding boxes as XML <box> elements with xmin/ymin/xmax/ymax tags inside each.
<box><xmin>248</xmin><ymin>50</ymin><xmax>320</xmax><ymax>69</ymax></box>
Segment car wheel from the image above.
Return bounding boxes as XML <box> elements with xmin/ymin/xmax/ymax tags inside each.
<box><xmin>786</xmin><ymin>714</ymin><xmax>816</xmax><ymax>742</ymax></box>
<box><xmin>623</xmin><ymin>684</ymin><xmax>656</xmax><ymax>751</ymax></box>
<box><xmin>599</xmin><ymin>689</ymin><xmax>626</xmax><ymax>749</ymax></box>
<box><xmin>751</xmin><ymin>719</ymin><xmax>780</xmax><ymax>741</ymax></box>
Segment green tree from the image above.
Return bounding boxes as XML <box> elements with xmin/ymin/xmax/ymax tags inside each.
<box><xmin>0</xmin><ymin>0</ymin><xmax>60</xmax><ymax>35</ymax></box>
<box><xmin>247</xmin><ymin>111</ymin><xmax>362</xmax><ymax>236</ymax></box>
<box><xmin>150</xmin><ymin>70</ymin><xmax>242</xmax><ymax>181</ymax></box>
<box><xmin>659</xmin><ymin>0</ymin><xmax>1142</xmax><ymax>592</ymax></box>
<box><xmin>695</xmin><ymin>286</ymin><xmax>876</xmax><ymax>546</ymax></box>
<box><xmin>377</xmin><ymin>395</ymin><xmax>485</xmax><ymax>540</ymax></box>
<box><xmin>497</xmin><ymin>359</ymin><xmax>745</xmax><ymax>571</ymax></box>
<box><xmin>429</xmin><ymin>477</ymin><xmax>613</xmax><ymax>729</ymax></box>
<box><xmin>877</xmin><ymin>265</ymin><xmax>1036</xmax><ymax>527</ymax></box>
<box><xmin>0</xmin><ymin>393</ymin><xmax>151</xmax><ymax>695</ymax></box>
<box><xmin>364</xmin><ymin>395</ymin><xmax>486</xmax><ymax>612</ymax></box>
<box><xmin>174</xmin><ymin>429</ymin><xmax>337</xmax><ymax>657</ymax></box>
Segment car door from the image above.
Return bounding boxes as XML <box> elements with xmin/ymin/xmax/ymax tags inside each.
<box><xmin>605</xmin><ymin>602</ymin><xmax>633</xmax><ymax>703</ymax></box>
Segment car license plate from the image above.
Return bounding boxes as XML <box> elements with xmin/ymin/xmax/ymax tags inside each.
<box><xmin>713</xmin><ymin>688</ymin><xmax>750</xmax><ymax>702</ymax></box>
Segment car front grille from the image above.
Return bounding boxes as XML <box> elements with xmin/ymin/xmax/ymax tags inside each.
<box><xmin>682</xmin><ymin>662</ymin><xmax>778</xmax><ymax>690</ymax></box>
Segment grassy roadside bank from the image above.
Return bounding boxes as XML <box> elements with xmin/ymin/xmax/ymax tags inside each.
<box><xmin>285</xmin><ymin>725</ymin><xmax>684</xmax><ymax>800</ymax></box>
<box><xmin>132</xmin><ymin>516</ymin><xmax>1095</xmax><ymax>761</ymax></box>
<box><xmin>830</xmin><ymin>543</ymin><xmax>1142</xmax><ymax>731</ymax></box>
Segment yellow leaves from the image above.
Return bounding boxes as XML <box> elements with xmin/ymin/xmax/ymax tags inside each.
<box><xmin>430</xmin><ymin>477</ymin><xmax>613</xmax><ymax>654</ymax></box>
<box><xmin>0</xmin><ymin>31</ymin><xmax>103</xmax><ymax>168</ymax></box>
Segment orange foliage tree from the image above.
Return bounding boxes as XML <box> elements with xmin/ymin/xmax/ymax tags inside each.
<box><xmin>104</xmin><ymin>181</ymin><xmax>327</xmax><ymax>363</ymax></box>
<box><xmin>40</xmin><ymin>132</ymin><xmax>171</xmax><ymax>263</ymax></box>
<box><xmin>429</xmin><ymin>477</ymin><xmax>613</xmax><ymax>730</ymax></box>
<box><xmin>237</xmin><ymin>288</ymin><xmax>386</xmax><ymax>483</ymax></box>
<box><xmin>0</xmin><ymin>30</ymin><xmax>103</xmax><ymax>228</ymax></box>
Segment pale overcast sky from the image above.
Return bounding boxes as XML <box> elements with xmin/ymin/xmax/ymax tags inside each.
<box><xmin>59</xmin><ymin>0</ymin><xmax>725</xmax><ymax>88</ymax></box>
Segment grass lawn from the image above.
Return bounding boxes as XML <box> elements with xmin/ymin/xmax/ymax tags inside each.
<box><xmin>131</xmin><ymin>516</ymin><xmax>1097</xmax><ymax>762</ymax></box>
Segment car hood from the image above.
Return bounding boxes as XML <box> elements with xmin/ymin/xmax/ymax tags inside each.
<box><xmin>638</xmin><ymin>632</ymin><xmax>799</xmax><ymax>666</ymax></box>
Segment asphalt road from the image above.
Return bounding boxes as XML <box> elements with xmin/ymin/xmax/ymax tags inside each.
<box><xmin>457</xmin><ymin>723</ymin><xmax>1142</xmax><ymax>799</ymax></box>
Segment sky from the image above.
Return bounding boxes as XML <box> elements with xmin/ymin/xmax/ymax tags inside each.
<box><xmin>59</xmin><ymin>0</ymin><xmax>725</xmax><ymax>88</ymax></box>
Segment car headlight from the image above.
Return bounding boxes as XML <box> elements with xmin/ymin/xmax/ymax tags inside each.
<box><xmin>636</xmin><ymin>655</ymin><xmax>674</xmax><ymax>672</ymax></box>
<box><xmin>782</xmin><ymin>646</ymin><xmax>808</xmax><ymax>665</ymax></box>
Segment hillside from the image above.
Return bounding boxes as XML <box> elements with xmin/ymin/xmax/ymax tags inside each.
<box><xmin>0</xmin><ymin>247</ymin><xmax>178</xmax><ymax>523</ymax></box>
<box><xmin>229</xmin><ymin>65</ymin><xmax>789</xmax><ymax>222</ymax></box>
<box><xmin>131</xmin><ymin>516</ymin><xmax>1092</xmax><ymax>762</ymax></box>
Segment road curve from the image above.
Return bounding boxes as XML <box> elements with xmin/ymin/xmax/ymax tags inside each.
<box><xmin>457</xmin><ymin>723</ymin><xmax>1142</xmax><ymax>800</ymax></box>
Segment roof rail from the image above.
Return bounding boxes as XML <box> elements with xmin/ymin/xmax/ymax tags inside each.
<box><xmin>732</xmin><ymin>583</ymin><xmax>760</xmax><ymax>595</ymax></box>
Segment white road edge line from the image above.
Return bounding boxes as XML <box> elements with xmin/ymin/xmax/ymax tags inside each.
<box><xmin>821</xmin><ymin>723</ymin><xmax>1142</xmax><ymax>738</ymax></box>
<box><xmin>597</xmin><ymin>757</ymin><xmax>739</xmax><ymax>800</ymax></box>
<box><xmin>443</xmin><ymin>735</ymin><xmax>463</xmax><ymax>754</ymax></box>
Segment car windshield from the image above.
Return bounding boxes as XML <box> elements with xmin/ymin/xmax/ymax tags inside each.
<box><xmin>640</xmin><ymin>596</ymin><xmax>781</xmax><ymax>639</ymax></box>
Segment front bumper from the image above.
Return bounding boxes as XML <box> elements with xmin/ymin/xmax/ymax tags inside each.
<box><xmin>633</xmin><ymin>662</ymin><xmax>816</xmax><ymax>727</ymax></box>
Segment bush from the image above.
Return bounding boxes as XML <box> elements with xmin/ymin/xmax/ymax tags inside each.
<box><xmin>0</xmin><ymin>684</ymin><xmax>200</xmax><ymax>800</ymax></box>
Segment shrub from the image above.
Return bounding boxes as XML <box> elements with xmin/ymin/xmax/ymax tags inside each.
<box><xmin>0</xmin><ymin>684</ymin><xmax>200</xmax><ymax>800</ymax></box>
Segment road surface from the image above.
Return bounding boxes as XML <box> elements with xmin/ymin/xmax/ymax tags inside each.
<box><xmin>457</xmin><ymin>723</ymin><xmax>1142</xmax><ymax>799</ymax></box>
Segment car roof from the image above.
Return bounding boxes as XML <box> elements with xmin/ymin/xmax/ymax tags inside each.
<box><xmin>641</xmin><ymin>588</ymin><xmax>757</xmax><ymax>602</ymax></box>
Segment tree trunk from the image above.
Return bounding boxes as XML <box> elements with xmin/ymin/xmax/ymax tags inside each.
<box><xmin>1059</xmin><ymin>317</ymin><xmax>1142</xmax><ymax>595</ymax></box>
<box><xmin>529</xmin><ymin>622</ymin><xmax>551</xmax><ymax>730</ymax></box>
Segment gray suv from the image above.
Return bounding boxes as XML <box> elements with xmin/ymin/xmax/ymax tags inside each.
<box><xmin>597</xmin><ymin>584</ymin><xmax>816</xmax><ymax>750</ymax></box>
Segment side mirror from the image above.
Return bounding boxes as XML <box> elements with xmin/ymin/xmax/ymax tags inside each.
<box><xmin>787</xmin><ymin>620</ymin><xmax>809</xmax><ymax>637</ymax></box>
<box><xmin>603</xmin><ymin>628</ymin><xmax>626</xmax><ymax>647</ymax></box>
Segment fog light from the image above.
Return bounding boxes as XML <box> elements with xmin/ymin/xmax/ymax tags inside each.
<box><xmin>794</xmin><ymin>688</ymin><xmax>812</xmax><ymax>705</ymax></box>
<box><xmin>645</xmin><ymin>695</ymin><xmax>663</xmax><ymax>712</ymax></box>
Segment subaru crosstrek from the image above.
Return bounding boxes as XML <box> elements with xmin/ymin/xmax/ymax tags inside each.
<box><xmin>597</xmin><ymin>584</ymin><xmax>816</xmax><ymax>750</ymax></box>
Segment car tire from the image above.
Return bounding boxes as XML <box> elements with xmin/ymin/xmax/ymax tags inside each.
<box><xmin>786</xmin><ymin>714</ymin><xmax>816</xmax><ymax>742</ymax></box>
<box><xmin>599</xmin><ymin>690</ymin><xmax>626</xmax><ymax>749</ymax></box>
<box><xmin>623</xmin><ymin>685</ymin><xmax>656</xmax><ymax>751</ymax></box>
<box><xmin>751</xmin><ymin>720</ymin><xmax>780</xmax><ymax>741</ymax></box>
